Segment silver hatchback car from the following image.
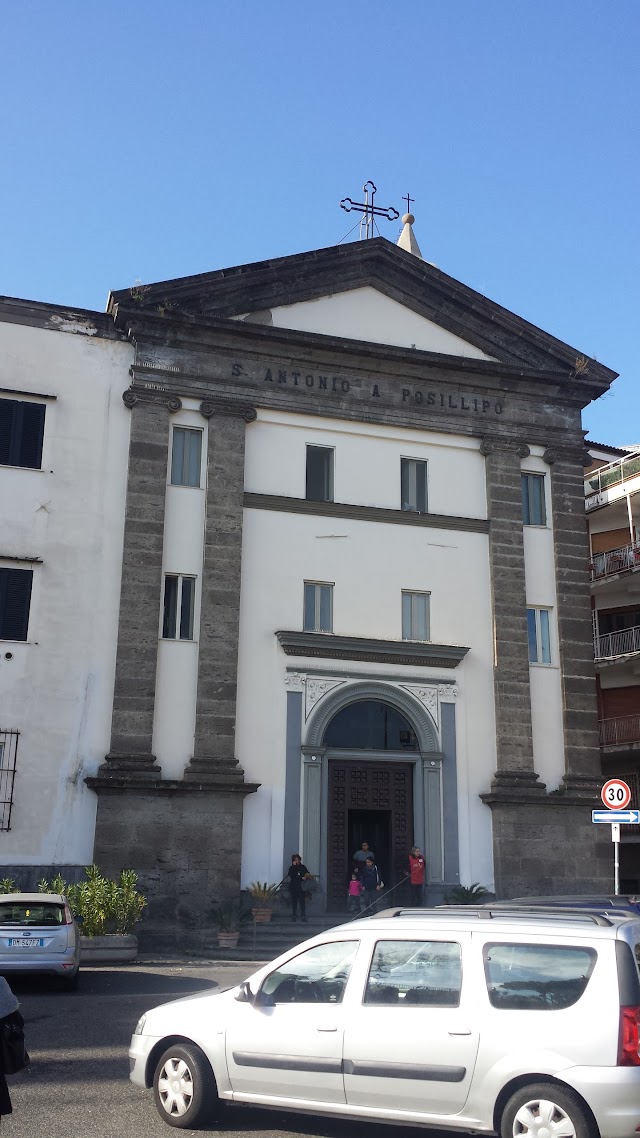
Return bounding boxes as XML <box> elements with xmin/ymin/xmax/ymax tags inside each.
<box><xmin>0</xmin><ymin>892</ymin><xmax>80</xmax><ymax>989</ymax></box>
<box><xmin>130</xmin><ymin>906</ymin><xmax>640</xmax><ymax>1135</ymax></box>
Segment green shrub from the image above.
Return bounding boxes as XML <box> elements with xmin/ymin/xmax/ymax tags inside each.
<box><xmin>211</xmin><ymin>900</ymin><xmax>251</xmax><ymax>932</ymax></box>
<box><xmin>37</xmin><ymin>865</ymin><xmax>146</xmax><ymax>936</ymax></box>
<box><xmin>445</xmin><ymin>883</ymin><xmax>490</xmax><ymax>905</ymax></box>
<box><xmin>0</xmin><ymin>879</ymin><xmax>16</xmax><ymax>895</ymax></box>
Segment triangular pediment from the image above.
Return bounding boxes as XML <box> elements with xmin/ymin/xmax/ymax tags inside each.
<box><xmin>233</xmin><ymin>286</ymin><xmax>496</xmax><ymax>359</ymax></box>
<box><xmin>109</xmin><ymin>238</ymin><xmax>616</xmax><ymax>384</ymax></box>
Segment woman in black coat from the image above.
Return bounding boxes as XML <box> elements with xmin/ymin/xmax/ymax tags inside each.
<box><xmin>0</xmin><ymin>976</ymin><xmax>21</xmax><ymax>1123</ymax></box>
<box><xmin>287</xmin><ymin>854</ymin><xmax>310</xmax><ymax>923</ymax></box>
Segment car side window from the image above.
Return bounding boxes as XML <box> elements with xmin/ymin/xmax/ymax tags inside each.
<box><xmin>484</xmin><ymin>943</ymin><xmax>596</xmax><ymax>1010</ymax></box>
<box><xmin>364</xmin><ymin>940</ymin><xmax>462</xmax><ymax>1006</ymax></box>
<box><xmin>261</xmin><ymin>940</ymin><xmax>359</xmax><ymax>1004</ymax></box>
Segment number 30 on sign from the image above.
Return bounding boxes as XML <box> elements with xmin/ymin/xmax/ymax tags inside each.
<box><xmin>601</xmin><ymin>779</ymin><xmax>632</xmax><ymax>810</ymax></box>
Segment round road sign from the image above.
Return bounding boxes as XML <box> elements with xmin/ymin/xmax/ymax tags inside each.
<box><xmin>601</xmin><ymin>779</ymin><xmax>632</xmax><ymax>810</ymax></box>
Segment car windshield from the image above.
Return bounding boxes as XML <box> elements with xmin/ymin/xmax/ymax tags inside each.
<box><xmin>0</xmin><ymin>902</ymin><xmax>65</xmax><ymax>927</ymax></box>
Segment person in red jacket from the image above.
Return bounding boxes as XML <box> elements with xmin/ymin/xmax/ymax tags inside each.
<box><xmin>407</xmin><ymin>845</ymin><xmax>426</xmax><ymax>906</ymax></box>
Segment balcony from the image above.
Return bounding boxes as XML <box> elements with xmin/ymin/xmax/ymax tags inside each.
<box><xmin>594</xmin><ymin>624</ymin><xmax>640</xmax><ymax>662</ymax></box>
<box><xmin>585</xmin><ymin>448</ymin><xmax>640</xmax><ymax>512</ymax></box>
<box><xmin>600</xmin><ymin>715</ymin><xmax>640</xmax><ymax>749</ymax></box>
<box><xmin>591</xmin><ymin>541</ymin><xmax>640</xmax><ymax>582</ymax></box>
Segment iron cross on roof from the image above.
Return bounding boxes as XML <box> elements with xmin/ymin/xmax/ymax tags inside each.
<box><xmin>340</xmin><ymin>181</ymin><xmax>399</xmax><ymax>240</ymax></box>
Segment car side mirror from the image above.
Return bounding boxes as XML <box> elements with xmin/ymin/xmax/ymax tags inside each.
<box><xmin>235</xmin><ymin>981</ymin><xmax>255</xmax><ymax>1004</ymax></box>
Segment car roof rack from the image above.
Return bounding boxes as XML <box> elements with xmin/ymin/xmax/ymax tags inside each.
<box><xmin>373</xmin><ymin>905</ymin><xmax>617</xmax><ymax>927</ymax></box>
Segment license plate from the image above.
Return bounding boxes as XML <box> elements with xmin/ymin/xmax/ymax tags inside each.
<box><xmin>8</xmin><ymin>938</ymin><xmax>44</xmax><ymax>947</ymax></box>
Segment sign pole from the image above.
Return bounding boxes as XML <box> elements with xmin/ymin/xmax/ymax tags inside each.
<box><xmin>612</xmin><ymin>823</ymin><xmax>621</xmax><ymax>895</ymax></box>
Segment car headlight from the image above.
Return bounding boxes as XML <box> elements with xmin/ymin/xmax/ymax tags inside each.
<box><xmin>133</xmin><ymin>1014</ymin><xmax>147</xmax><ymax>1036</ymax></box>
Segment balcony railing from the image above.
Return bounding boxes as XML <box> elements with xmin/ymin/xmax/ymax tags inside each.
<box><xmin>594</xmin><ymin>624</ymin><xmax>640</xmax><ymax>661</ymax></box>
<box><xmin>591</xmin><ymin>541</ymin><xmax>640</xmax><ymax>581</ymax></box>
<box><xmin>600</xmin><ymin>714</ymin><xmax>640</xmax><ymax>748</ymax></box>
<box><xmin>585</xmin><ymin>448</ymin><xmax>640</xmax><ymax>497</ymax></box>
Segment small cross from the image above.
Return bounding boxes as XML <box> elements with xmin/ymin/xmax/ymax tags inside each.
<box><xmin>403</xmin><ymin>192</ymin><xmax>414</xmax><ymax>215</ymax></box>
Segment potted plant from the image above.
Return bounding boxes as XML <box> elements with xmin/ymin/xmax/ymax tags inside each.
<box><xmin>39</xmin><ymin>866</ymin><xmax>146</xmax><ymax>962</ymax></box>
<box><xmin>246</xmin><ymin>881</ymin><xmax>280</xmax><ymax>923</ymax></box>
<box><xmin>445</xmin><ymin>882</ymin><xmax>490</xmax><ymax>905</ymax></box>
<box><xmin>211</xmin><ymin>900</ymin><xmax>249</xmax><ymax>949</ymax></box>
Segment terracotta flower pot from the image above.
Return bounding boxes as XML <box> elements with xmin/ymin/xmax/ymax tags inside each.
<box><xmin>251</xmin><ymin>907</ymin><xmax>273</xmax><ymax>923</ymax></box>
<box><xmin>217</xmin><ymin>931</ymin><xmax>240</xmax><ymax>949</ymax></box>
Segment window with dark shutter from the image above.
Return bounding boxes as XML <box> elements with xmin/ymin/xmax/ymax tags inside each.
<box><xmin>0</xmin><ymin>569</ymin><xmax>33</xmax><ymax>641</ymax></box>
<box><xmin>0</xmin><ymin>399</ymin><xmax>45</xmax><ymax>469</ymax></box>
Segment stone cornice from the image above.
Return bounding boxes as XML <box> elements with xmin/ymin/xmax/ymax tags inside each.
<box><xmin>276</xmin><ymin>630</ymin><xmax>469</xmax><ymax>669</ymax></box>
<box><xmin>244</xmin><ymin>492</ymin><xmax>489</xmax><ymax>534</ymax></box>
<box><xmin>0</xmin><ymin>296</ymin><xmax>125</xmax><ymax>340</ymax></box>
<box><xmin>85</xmin><ymin>775</ymin><xmax>260</xmax><ymax>796</ymax></box>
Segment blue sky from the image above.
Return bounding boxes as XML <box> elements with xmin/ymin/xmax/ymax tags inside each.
<box><xmin>2</xmin><ymin>1</ymin><xmax>638</xmax><ymax>444</ymax></box>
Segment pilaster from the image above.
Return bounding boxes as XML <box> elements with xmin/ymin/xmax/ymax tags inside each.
<box><xmin>184</xmin><ymin>400</ymin><xmax>257</xmax><ymax>782</ymax></box>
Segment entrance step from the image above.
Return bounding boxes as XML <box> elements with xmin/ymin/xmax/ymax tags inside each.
<box><xmin>138</xmin><ymin>912</ymin><xmax>352</xmax><ymax>960</ymax></box>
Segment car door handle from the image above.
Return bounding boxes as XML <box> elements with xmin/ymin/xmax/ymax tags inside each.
<box><xmin>448</xmin><ymin>1028</ymin><xmax>472</xmax><ymax>1036</ymax></box>
<box><xmin>316</xmin><ymin>1026</ymin><xmax>338</xmax><ymax>1032</ymax></box>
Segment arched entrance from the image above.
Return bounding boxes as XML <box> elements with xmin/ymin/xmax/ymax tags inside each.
<box><xmin>302</xmin><ymin>682</ymin><xmax>442</xmax><ymax>911</ymax></box>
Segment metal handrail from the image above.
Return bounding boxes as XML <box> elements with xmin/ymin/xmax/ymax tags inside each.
<box><xmin>591</xmin><ymin>541</ymin><xmax>640</xmax><ymax>581</ymax></box>
<box><xmin>585</xmin><ymin>448</ymin><xmax>640</xmax><ymax>496</ymax></box>
<box><xmin>599</xmin><ymin>715</ymin><xmax>640</xmax><ymax>747</ymax></box>
<box><xmin>594</xmin><ymin>624</ymin><xmax>640</xmax><ymax>660</ymax></box>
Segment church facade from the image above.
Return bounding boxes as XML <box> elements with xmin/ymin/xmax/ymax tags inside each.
<box><xmin>0</xmin><ymin>231</ymin><xmax>619</xmax><ymax>921</ymax></box>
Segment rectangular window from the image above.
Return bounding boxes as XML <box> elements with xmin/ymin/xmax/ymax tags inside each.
<box><xmin>484</xmin><ymin>942</ymin><xmax>596</xmax><ymax>1010</ymax></box>
<box><xmin>306</xmin><ymin>445</ymin><xmax>334</xmax><ymax>502</ymax></box>
<box><xmin>162</xmin><ymin>575</ymin><xmax>196</xmax><ymax>639</ymax></box>
<box><xmin>527</xmin><ymin>606</ymin><xmax>552</xmax><ymax>664</ymax></box>
<box><xmin>365</xmin><ymin>939</ymin><xmax>462</xmax><ymax>1006</ymax></box>
<box><xmin>402</xmin><ymin>591</ymin><xmax>430</xmax><ymax>641</ymax></box>
<box><xmin>401</xmin><ymin>458</ymin><xmax>428</xmax><ymax>512</ymax></box>
<box><xmin>521</xmin><ymin>473</ymin><xmax>547</xmax><ymax>526</ymax></box>
<box><xmin>0</xmin><ymin>730</ymin><xmax>18</xmax><ymax>831</ymax></box>
<box><xmin>303</xmin><ymin>581</ymin><xmax>333</xmax><ymax>632</ymax></box>
<box><xmin>0</xmin><ymin>568</ymin><xmax>33</xmax><ymax>641</ymax></box>
<box><xmin>0</xmin><ymin>399</ymin><xmax>45</xmax><ymax>469</ymax></box>
<box><xmin>170</xmin><ymin>427</ymin><xmax>202</xmax><ymax>487</ymax></box>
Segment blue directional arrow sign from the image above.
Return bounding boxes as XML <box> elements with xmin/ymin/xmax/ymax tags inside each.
<box><xmin>592</xmin><ymin>810</ymin><xmax>640</xmax><ymax>824</ymax></box>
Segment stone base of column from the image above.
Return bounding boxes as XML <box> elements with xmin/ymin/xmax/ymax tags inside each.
<box><xmin>93</xmin><ymin>752</ymin><xmax>162</xmax><ymax>779</ymax></box>
<box><xmin>183</xmin><ymin>754</ymin><xmax>247</xmax><ymax>784</ymax></box>
<box><xmin>481</xmin><ymin>789</ymin><xmax>612</xmax><ymax>898</ymax></box>
<box><xmin>551</xmin><ymin>774</ymin><xmax>602</xmax><ymax>799</ymax></box>
<box><xmin>485</xmin><ymin>769</ymin><xmax>548</xmax><ymax>796</ymax></box>
<box><xmin>87</xmin><ymin>778</ymin><xmax>259</xmax><ymax>950</ymax></box>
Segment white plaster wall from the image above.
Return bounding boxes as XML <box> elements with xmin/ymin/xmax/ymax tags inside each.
<box><xmin>243</xmin><ymin>286</ymin><xmax>496</xmax><ymax>360</ymax></box>
<box><xmin>245</xmin><ymin>410</ymin><xmax>488</xmax><ymax>519</ymax></box>
<box><xmin>0</xmin><ymin>320</ymin><xmax>132</xmax><ymax>865</ymax></box>
<box><xmin>521</xmin><ymin>449</ymin><xmax>565</xmax><ymax>791</ymax></box>
<box><xmin>237</xmin><ymin>416</ymin><xmax>497</xmax><ymax>889</ymax></box>
<box><xmin>152</xmin><ymin>403</ymin><xmax>206</xmax><ymax>778</ymax></box>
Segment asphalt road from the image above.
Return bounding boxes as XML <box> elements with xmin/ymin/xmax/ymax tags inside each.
<box><xmin>2</xmin><ymin>960</ymin><xmax>433</xmax><ymax>1138</ymax></box>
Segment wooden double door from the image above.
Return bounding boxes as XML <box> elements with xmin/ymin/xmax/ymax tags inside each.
<box><xmin>327</xmin><ymin>759</ymin><xmax>414</xmax><ymax>910</ymax></box>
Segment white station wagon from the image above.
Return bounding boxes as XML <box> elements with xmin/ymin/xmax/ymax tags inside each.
<box><xmin>129</xmin><ymin>906</ymin><xmax>640</xmax><ymax>1135</ymax></box>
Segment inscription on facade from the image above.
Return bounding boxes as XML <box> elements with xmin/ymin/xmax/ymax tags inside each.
<box><xmin>230</xmin><ymin>363</ymin><xmax>504</xmax><ymax>415</ymax></box>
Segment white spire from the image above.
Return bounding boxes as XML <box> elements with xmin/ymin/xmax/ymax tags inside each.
<box><xmin>397</xmin><ymin>212</ymin><xmax>423</xmax><ymax>259</ymax></box>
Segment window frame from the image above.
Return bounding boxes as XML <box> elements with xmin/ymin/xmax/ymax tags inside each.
<box><xmin>0</xmin><ymin>567</ymin><xmax>34</xmax><ymax>642</ymax></box>
<box><xmin>259</xmin><ymin>939</ymin><xmax>359</xmax><ymax>1005</ymax></box>
<box><xmin>162</xmin><ymin>574</ymin><xmax>197</xmax><ymax>641</ymax></box>
<box><xmin>363</xmin><ymin>937</ymin><xmax>463</xmax><ymax>1007</ymax></box>
<box><xmin>0</xmin><ymin>397</ymin><xmax>46</xmax><ymax>470</ymax></box>
<box><xmin>527</xmin><ymin>605</ymin><xmax>553</xmax><ymax>665</ymax></box>
<box><xmin>401</xmin><ymin>590</ymin><xmax>431</xmax><ymax>642</ymax></box>
<box><xmin>483</xmin><ymin>941</ymin><xmax>597</xmax><ymax>1011</ymax></box>
<box><xmin>303</xmin><ymin>580</ymin><xmax>334</xmax><ymax>633</ymax></box>
<box><xmin>400</xmin><ymin>457</ymin><xmax>428</xmax><ymax>513</ymax></box>
<box><xmin>305</xmin><ymin>444</ymin><xmax>334</xmax><ymax>503</ymax></box>
<box><xmin>170</xmin><ymin>426</ymin><xmax>203</xmax><ymax>488</ymax></box>
<box><xmin>521</xmin><ymin>472</ymin><xmax>547</xmax><ymax>527</ymax></box>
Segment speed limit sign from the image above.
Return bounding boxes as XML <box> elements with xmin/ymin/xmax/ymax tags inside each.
<box><xmin>601</xmin><ymin>779</ymin><xmax>632</xmax><ymax>810</ymax></box>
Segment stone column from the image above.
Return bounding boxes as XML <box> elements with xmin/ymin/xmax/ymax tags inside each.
<box><xmin>547</xmin><ymin>445</ymin><xmax>602</xmax><ymax>794</ymax></box>
<box><xmin>184</xmin><ymin>400</ymin><xmax>257</xmax><ymax>783</ymax></box>
<box><xmin>99</xmin><ymin>389</ymin><xmax>180</xmax><ymax>776</ymax></box>
<box><xmin>481</xmin><ymin>438</ymin><xmax>545</xmax><ymax>795</ymax></box>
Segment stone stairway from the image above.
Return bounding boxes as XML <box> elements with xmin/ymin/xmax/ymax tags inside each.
<box><xmin>138</xmin><ymin>909</ymin><xmax>353</xmax><ymax>960</ymax></box>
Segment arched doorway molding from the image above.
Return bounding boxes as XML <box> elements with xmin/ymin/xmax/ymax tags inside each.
<box><xmin>304</xmin><ymin>679</ymin><xmax>439</xmax><ymax>752</ymax></box>
<box><xmin>300</xmin><ymin>680</ymin><xmax>446</xmax><ymax>910</ymax></box>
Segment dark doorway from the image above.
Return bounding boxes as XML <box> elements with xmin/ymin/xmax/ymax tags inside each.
<box><xmin>348</xmin><ymin>809</ymin><xmax>391</xmax><ymax>885</ymax></box>
<box><xmin>327</xmin><ymin>760</ymin><xmax>414</xmax><ymax>910</ymax></box>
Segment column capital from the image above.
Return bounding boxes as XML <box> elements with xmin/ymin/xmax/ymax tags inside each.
<box><xmin>199</xmin><ymin>398</ymin><xmax>257</xmax><ymax>422</ymax></box>
<box><xmin>122</xmin><ymin>387</ymin><xmax>182</xmax><ymax>413</ymax></box>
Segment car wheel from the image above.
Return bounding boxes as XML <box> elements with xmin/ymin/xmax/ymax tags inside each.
<box><xmin>62</xmin><ymin>972</ymin><xmax>79</xmax><ymax>992</ymax></box>
<box><xmin>153</xmin><ymin>1043</ymin><xmax>218</xmax><ymax>1129</ymax></box>
<box><xmin>501</xmin><ymin>1082</ymin><xmax>596</xmax><ymax>1138</ymax></box>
